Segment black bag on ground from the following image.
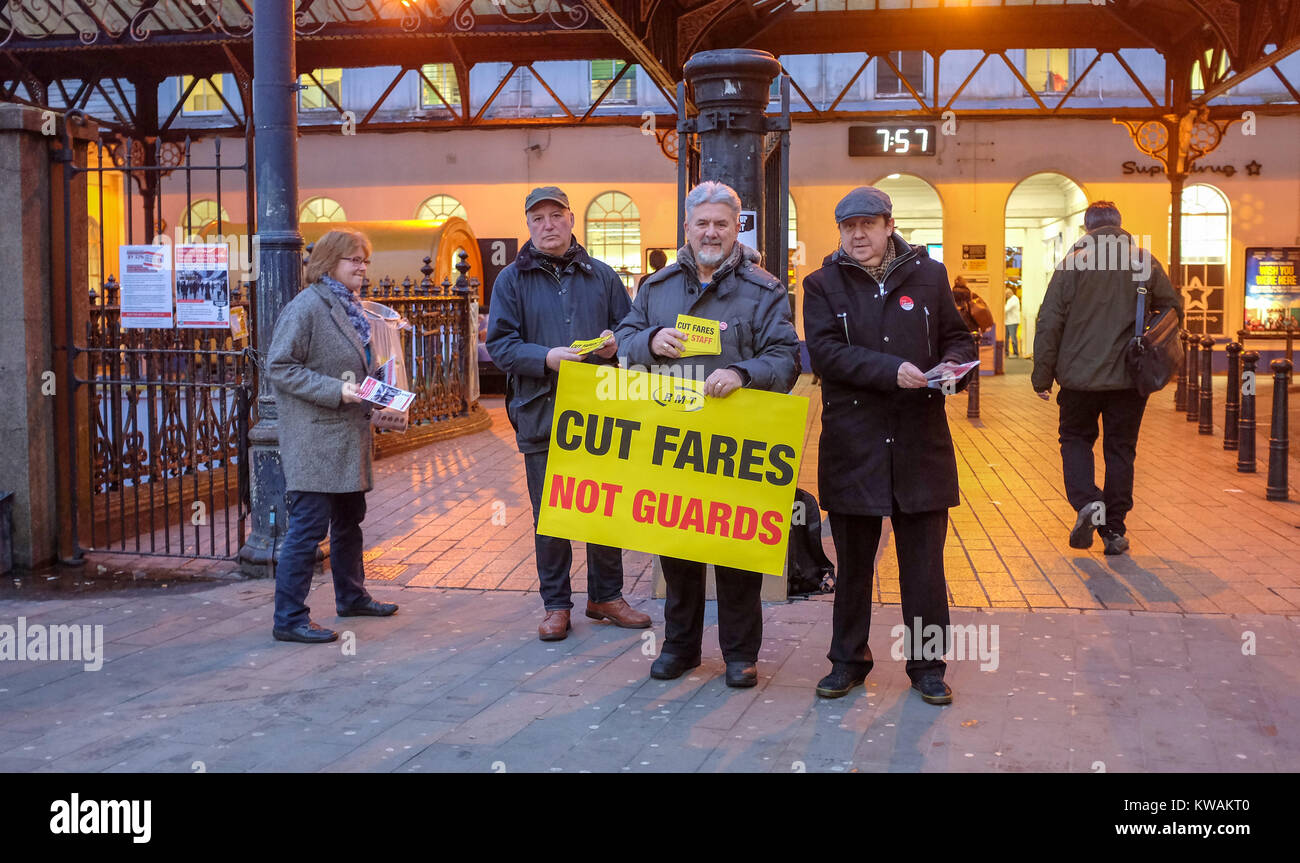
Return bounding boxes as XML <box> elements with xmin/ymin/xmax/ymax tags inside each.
<box><xmin>787</xmin><ymin>488</ymin><xmax>835</xmax><ymax>597</ymax></box>
<box><xmin>1124</xmin><ymin>283</ymin><xmax>1181</xmax><ymax>397</ymax></box>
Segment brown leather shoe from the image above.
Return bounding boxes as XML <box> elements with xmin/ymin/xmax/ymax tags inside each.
<box><xmin>538</xmin><ymin>609</ymin><xmax>571</xmax><ymax>641</ymax></box>
<box><xmin>585</xmin><ymin>597</ymin><xmax>651</xmax><ymax>629</ymax></box>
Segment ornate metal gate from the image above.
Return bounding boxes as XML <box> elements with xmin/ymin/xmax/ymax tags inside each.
<box><xmin>57</xmin><ymin>111</ymin><xmax>255</xmax><ymax>560</ymax></box>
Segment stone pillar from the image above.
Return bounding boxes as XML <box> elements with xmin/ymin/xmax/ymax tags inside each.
<box><xmin>0</xmin><ymin>105</ymin><xmax>92</xmax><ymax>569</ymax></box>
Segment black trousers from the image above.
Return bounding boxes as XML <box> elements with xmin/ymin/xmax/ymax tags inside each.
<box><xmin>827</xmin><ymin>505</ymin><xmax>951</xmax><ymax>681</ymax></box>
<box><xmin>1057</xmin><ymin>387</ymin><xmax>1148</xmax><ymax>536</ymax></box>
<box><xmin>523</xmin><ymin>450</ymin><xmax>625</xmax><ymax>611</ymax></box>
<box><xmin>274</xmin><ymin>490</ymin><xmax>370</xmax><ymax>630</ymax></box>
<box><xmin>660</xmin><ymin>557</ymin><xmax>763</xmax><ymax>664</ymax></box>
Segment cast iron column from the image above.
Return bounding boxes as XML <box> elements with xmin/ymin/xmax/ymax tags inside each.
<box><xmin>1186</xmin><ymin>335</ymin><xmax>1200</xmax><ymax>422</ymax></box>
<box><xmin>1198</xmin><ymin>335</ymin><xmax>1214</xmax><ymax>434</ymax></box>
<box><xmin>1238</xmin><ymin>351</ymin><xmax>1259</xmax><ymax>473</ymax></box>
<box><xmin>1224</xmin><ymin>340</ymin><xmax>1241</xmax><ymax>450</ymax></box>
<box><xmin>1266</xmin><ymin>359</ymin><xmax>1292</xmax><ymax>501</ymax></box>
<box><xmin>682</xmin><ymin>49</ymin><xmax>781</xmax><ymax>245</ymax></box>
<box><xmin>239</xmin><ymin>0</ymin><xmax>303</xmax><ymax>576</ymax></box>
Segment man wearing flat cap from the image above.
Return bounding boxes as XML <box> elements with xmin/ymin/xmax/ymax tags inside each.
<box><xmin>802</xmin><ymin>185</ymin><xmax>975</xmax><ymax>705</ymax></box>
<box><xmin>487</xmin><ymin>186</ymin><xmax>652</xmax><ymax>641</ymax></box>
<box><xmin>615</xmin><ymin>180</ymin><xmax>800</xmax><ymax>689</ymax></box>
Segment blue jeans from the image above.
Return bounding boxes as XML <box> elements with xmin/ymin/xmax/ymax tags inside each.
<box><xmin>273</xmin><ymin>490</ymin><xmax>371</xmax><ymax>631</ymax></box>
<box><xmin>1006</xmin><ymin>323</ymin><xmax>1020</xmax><ymax>356</ymax></box>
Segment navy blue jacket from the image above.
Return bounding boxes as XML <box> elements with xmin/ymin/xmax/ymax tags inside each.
<box><xmin>486</xmin><ymin>239</ymin><xmax>631</xmax><ymax>454</ymax></box>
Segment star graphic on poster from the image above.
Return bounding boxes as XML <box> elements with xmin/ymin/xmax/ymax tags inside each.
<box><xmin>1184</xmin><ymin>285</ymin><xmax>1207</xmax><ymax>310</ymax></box>
<box><xmin>1245</xmin><ymin>160</ymin><xmax>1262</xmax><ymax>176</ymax></box>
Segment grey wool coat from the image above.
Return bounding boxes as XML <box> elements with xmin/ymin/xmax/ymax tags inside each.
<box><xmin>267</xmin><ymin>281</ymin><xmax>374</xmax><ymax>494</ymax></box>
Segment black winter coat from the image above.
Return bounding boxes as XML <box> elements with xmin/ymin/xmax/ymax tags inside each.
<box><xmin>486</xmin><ymin>239</ymin><xmax>631</xmax><ymax>454</ymax></box>
<box><xmin>802</xmin><ymin>237</ymin><xmax>975</xmax><ymax>516</ymax></box>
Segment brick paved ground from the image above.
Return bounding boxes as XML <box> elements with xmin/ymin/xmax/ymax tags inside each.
<box><xmin>81</xmin><ymin>370</ymin><xmax>1300</xmax><ymax>615</ymax></box>
<box><xmin>4</xmin><ymin>369</ymin><xmax>1298</xmax><ymax>771</ymax></box>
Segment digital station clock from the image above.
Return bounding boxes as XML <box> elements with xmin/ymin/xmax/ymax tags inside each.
<box><xmin>848</xmin><ymin>125</ymin><xmax>938</xmax><ymax>157</ymax></box>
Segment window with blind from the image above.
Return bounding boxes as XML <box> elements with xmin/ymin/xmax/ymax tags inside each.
<box><xmin>299</xmin><ymin>68</ymin><xmax>343</xmax><ymax>111</ymax></box>
<box><xmin>181</xmin><ymin>76</ymin><xmax>224</xmax><ymax>114</ymax></box>
<box><xmin>876</xmin><ymin>52</ymin><xmax>926</xmax><ymax>99</ymax></box>
<box><xmin>1024</xmin><ymin>49</ymin><xmax>1071</xmax><ymax>94</ymax></box>
<box><xmin>590</xmin><ymin>60</ymin><xmax>637</xmax><ymax>106</ymax></box>
<box><xmin>420</xmin><ymin>64</ymin><xmax>461</xmax><ymax>109</ymax></box>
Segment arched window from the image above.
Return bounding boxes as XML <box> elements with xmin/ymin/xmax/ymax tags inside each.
<box><xmin>88</xmin><ymin>218</ymin><xmax>101</xmax><ymax>295</ymax></box>
<box><xmin>181</xmin><ymin>200</ymin><xmax>230</xmax><ymax>238</ymax></box>
<box><xmin>1174</xmin><ymin>183</ymin><xmax>1229</xmax><ymax>335</ymax></box>
<box><xmin>300</xmin><ymin>196</ymin><xmax>346</xmax><ymax>224</ymax></box>
<box><xmin>415</xmin><ymin>194</ymin><xmax>467</xmax><ymax>224</ymax></box>
<box><xmin>585</xmin><ymin>191</ymin><xmax>641</xmax><ymax>288</ymax></box>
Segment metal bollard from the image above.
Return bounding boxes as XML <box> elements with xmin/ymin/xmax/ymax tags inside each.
<box><xmin>1266</xmin><ymin>358</ymin><xmax>1292</xmax><ymax>501</ymax></box>
<box><xmin>1198</xmin><ymin>336</ymin><xmax>1214</xmax><ymax>434</ymax></box>
<box><xmin>1224</xmin><ymin>341</ymin><xmax>1241</xmax><ymax>450</ymax></box>
<box><xmin>1175</xmin><ymin>331</ymin><xmax>1189</xmax><ymax>412</ymax></box>
<box><xmin>1186</xmin><ymin>334</ymin><xmax>1200</xmax><ymax>422</ymax></box>
<box><xmin>967</xmin><ymin>331</ymin><xmax>980</xmax><ymax>419</ymax></box>
<box><xmin>1238</xmin><ymin>350</ymin><xmax>1259</xmax><ymax>473</ymax></box>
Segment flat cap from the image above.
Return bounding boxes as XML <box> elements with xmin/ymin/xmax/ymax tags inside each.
<box><xmin>835</xmin><ymin>186</ymin><xmax>892</xmax><ymax>222</ymax></box>
<box><xmin>524</xmin><ymin>186</ymin><xmax>570</xmax><ymax>212</ymax></box>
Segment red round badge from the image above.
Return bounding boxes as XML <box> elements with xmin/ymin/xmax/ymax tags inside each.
<box><xmin>900</xmin><ymin>296</ymin><xmax>914</xmax><ymax>311</ymax></box>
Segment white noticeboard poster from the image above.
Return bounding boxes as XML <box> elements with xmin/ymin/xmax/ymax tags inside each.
<box><xmin>118</xmin><ymin>245</ymin><xmax>174</xmax><ymax>329</ymax></box>
<box><xmin>175</xmin><ymin>244</ymin><xmax>231</xmax><ymax>328</ymax></box>
<box><xmin>738</xmin><ymin>210</ymin><xmax>758</xmax><ymax>251</ymax></box>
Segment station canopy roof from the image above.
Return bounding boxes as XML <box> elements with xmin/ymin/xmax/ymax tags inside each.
<box><xmin>3</xmin><ymin>0</ymin><xmax>1297</xmax><ymax>124</ymax></box>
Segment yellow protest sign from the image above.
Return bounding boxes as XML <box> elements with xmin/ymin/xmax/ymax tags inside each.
<box><xmin>569</xmin><ymin>335</ymin><xmax>609</xmax><ymax>355</ymax></box>
<box><xmin>537</xmin><ymin>362</ymin><xmax>808</xmax><ymax>574</ymax></box>
<box><xmin>675</xmin><ymin>314</ymin><xmax>721</xmax><ymax>357</ymax></box>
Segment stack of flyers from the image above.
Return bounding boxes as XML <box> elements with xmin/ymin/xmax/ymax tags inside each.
<box><xmin>357</xmin><ymin>376</ymin><xmax>415</xmax><ymax>412</ymax></box>
<box><xmin>924</xmin><ymin>359</ymin><xmax>980</xmax><ymax>389</ymax></box>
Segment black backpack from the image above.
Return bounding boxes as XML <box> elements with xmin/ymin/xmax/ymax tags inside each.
<box><xmin>786</xmin><ymin>488</ymin><xmax>835</xmax><ymax>597</ymax></box>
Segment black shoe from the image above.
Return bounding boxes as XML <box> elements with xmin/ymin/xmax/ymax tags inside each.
<box><xmin>815</xmin><ymin>664</ymin><xmax>867</xmax><ymax>699</ymax></box>
<box><xmin>338</xmin><ymin>598</ymin><xmax>398</xmax><ymax>617</ymax></box>
<box><xmin>272</xmin><ymin>621</ymin><xmax>339</xmax><ymax>644</ymax></box>
<box><xmin>1102</xmin><ymin>533</ymin><xmax>1130</xmax><ymax>555</ymax></box>
<box><xmin>1069</xmin><ymin>501</ymin><xmax>1105</xmax><ymax>549</ymax></box>
<box><xmin>724</xmin><ymin>661</ymin><xmax>758</xmax><ymax>688</ymax></box>
<box><xmin>650</xmin><ymin>652</ymin><xmax>701</xmax><ymax>680</ymax></box>
<box><xmin>911</xmin><ymin>673</ymin><xmax>953</xmax><ymax>705</ymax></box>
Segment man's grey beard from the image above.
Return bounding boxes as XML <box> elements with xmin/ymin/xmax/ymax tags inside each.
<box><xmin>696</xmin><ymin>246</ymin><xmax>727</xmax><ymax>268</ymax></box>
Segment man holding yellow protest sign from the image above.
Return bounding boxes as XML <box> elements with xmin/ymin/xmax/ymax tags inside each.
<box><xmin>612</xmin><ymin>180</ymin><xmax>801</xmax><ymax>688</ymax></box>
<box><xmin>486</xmin><ymin>186</ymin><xmax>651</xmax><ymax>641</ymax></box>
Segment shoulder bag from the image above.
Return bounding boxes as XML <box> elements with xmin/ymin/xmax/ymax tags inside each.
<box><xmin>1124</xmin><ymin>282</ymin><xmax>1182</xmax><ymax>396</ymax></box>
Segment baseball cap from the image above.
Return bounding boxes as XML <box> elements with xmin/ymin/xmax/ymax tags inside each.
<box><xmin>524</xmin><ymin>186</ymin><xmax>570</xmax><ymax>212</ymax></box>
<box><xmin>834</xmin><ymin>186</ymin><xmax>893</xmax><ymax>223</ymax></box>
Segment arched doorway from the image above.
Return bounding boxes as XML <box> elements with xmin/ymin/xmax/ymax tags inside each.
<box><xmin>1170</xmin><ymin>183</ymin><xmax>1229</xmax><ymax>335</ymax></box>
<box><xmin>1004</xmin><ymin>173</ymin><xmax>1088</xmax><ymax>359</ymax></box>
<box><xmin>874</xmin><ymin>173</ymin><xmax>944</xmax><ymax>260</ymax></box>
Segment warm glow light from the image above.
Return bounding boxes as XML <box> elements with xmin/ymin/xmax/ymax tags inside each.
<box><xmin>886</xmin><ymin>173</ymin><xmax>901</xmax><ymax>180</ymax></box>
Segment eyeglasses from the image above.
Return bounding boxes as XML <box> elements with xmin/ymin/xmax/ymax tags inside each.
<box><xmin>345</xmin><ymin>256</ymin><xmax>371</xmax><ymax>266</ymax></box>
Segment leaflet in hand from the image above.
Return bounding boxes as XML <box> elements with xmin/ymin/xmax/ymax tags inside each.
<box><xmin>924</xmin><ymin>359</ymin><xmax>980</xmax><ymax>389</ymax></box>
<box><xmin>357</xmin><ymin>376</ymin><xmax>415</xmax><ymax>411</ymax></box>
<box><xmin>569</xmin><ymin>335</ymin><xmax>610</xmax><ymax>356</ymax></box>
<box><xmin>675</xmin><ymin>314</ymin><xmax>722</xmax><ymax>357</ymax></box>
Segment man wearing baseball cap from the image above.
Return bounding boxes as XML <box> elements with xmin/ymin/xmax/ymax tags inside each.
<box><xmin>802</xmin><ymin>185</ymin><xmax>975</xmax><ymax>704</ymax></box>
<box><xmin>487</xmin><ymin>186</ymin><xmax>651</xmax><ymax>640</ymax></box>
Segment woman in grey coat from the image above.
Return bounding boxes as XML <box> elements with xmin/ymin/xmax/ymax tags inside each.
<box><xmin>267</xmin><ymin>228</ymin><xmax>398</xmax><ymax>643</ymax></box>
